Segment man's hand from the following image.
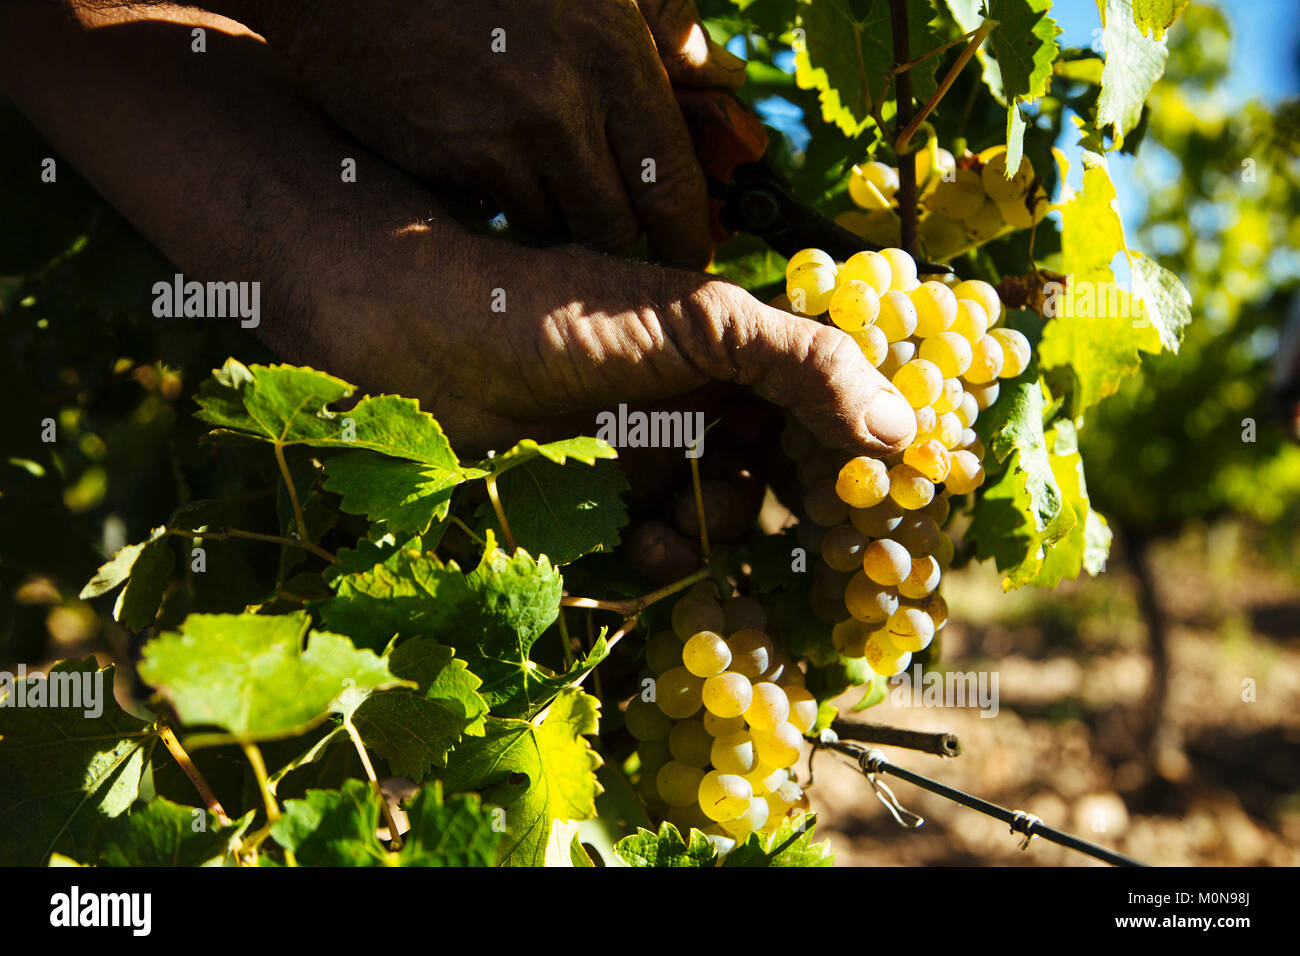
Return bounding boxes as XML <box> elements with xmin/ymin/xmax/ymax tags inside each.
<box><xmin>237</xmin><ymin>0</ymin><xmax>731</xmax><ymax>267</ymax></box>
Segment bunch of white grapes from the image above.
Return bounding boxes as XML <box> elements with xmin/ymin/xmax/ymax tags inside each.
<box><xmin>778</xmin><ymin>244</ymin><xmax>1031</xmax><ymax>677</ymax></box>
<box><xmin>836</xmin><ymin>145</ymin><xmax>1049</xmax><ymax>260</ymax></box>
<box><xmin>626</xmin><ymin>583</ymin><xmax>817</xmax><ymax>849</ymax></box>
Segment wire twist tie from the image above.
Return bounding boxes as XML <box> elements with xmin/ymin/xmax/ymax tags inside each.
<box><xmin>1009</xmin><ymin>810</ymin><xmax>1042</xmax><ymax>851</ymax></box>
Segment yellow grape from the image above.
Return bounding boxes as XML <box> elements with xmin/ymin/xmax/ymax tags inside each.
<box><xmin>898</xmin><ymin>556</ymin><xmax>942</xmax><ymax>600</ymax></box>
<box><xmin>877</xmin><ymin>339</ymin><xmax>917</xmax><ymax>380</ymax></box>
<box><xmin>822</xmin><ymin>523</ymin><xmax>870</xmax><ymax>572</ymax></box>
<box><xmin>956</xmin><ymin>427</ymin><xmax>979</xmax><ymax>451</ymax></box>
<box><xmin>682</xmin><ymin>630</ymin><xmax>731</xmax><ymax>678</ymax></box>
<box><xmin>862</xmin><ymin>538</ymin><xmax>912</xmax><ymax>586</ymax></box>
<box><xmin>955</xmin><ymin>391</ymin><xmax>980</xmax><ymax>428</ymax></box>
<box><xmin>645</xmin><ymin>629</ymin><xmax>683</xmax><ymax>675</ymax></box>
<box><xmin>945</xmin><ymin>450</ymin><xmax>986</xmax><ymax>494</ymax></box>
<box><xmin>669</xmin><ymin>719</ymin><xmax>714</xmax><ymax>767</ymax></box>
<box><xmin>879</xmin><ymin>247</ymin><xmax>918</xmax><ymax>291</ymax></box>
<box><xmin>965</xmin><ymin>334</ymin><xmax>1006</xmax><ymax>384</ymax></box>
<box><xmin>744</xmin><ymin>764</ymin><xmax>788</xmax><ymax>796</ymax></box>
<box><xmin>698</xmin><ymin>770</ymin><xmax>753</xmax><ymax>823</ymax></box>
<box><xmin>919</xmin><ymin>331</ymin><xmax>973</xmax><ymax>379</ymax></box>
<box><xmin>656</xmin><ymin>666</ymin><xmax>705</xmax><ymax>719</ymax></box>
<box><xmin>923</xmin><ymin>492</ymin><xmax>951</xmax><ymax>526</ymax></box>
<box><xmin>991</xmin><ymin>327</ymin><xmax>1031</xmax><ymax>378</ymax></box>
<box><xmin>903</xmin><ymin>439</ymin><xmax>952</xmax><ymax>483</ymax></box>
<box><xmin>710</xmin><ymin>731</ymin><xmax>758</xmax><ymax>775</ymax></box>
<box><xmin>726</xmin><ymin>629</ymin><xmax>774</xmax><ymax>680</ymax></box>
<box><xmin>996</xmin><ymin>190</ymin><xmax>1049</xmax><ymax>230</ymax></box>
<box><xmin>876</xmin><ymin>290</ymin><xmax>919</xmax><ymax>342</ymax></box>
<box><xmin>980</xmin><ymin>148</ymin><xmax>1034</xmax><ymax>203</ymax></box>
<box><xmin>785</xmin><ymin>686</ymin><xmax>818</xmax><ymax>734</ymax></box>
<box><xmin>702</xmin><ymin>672</ymin><xmax>753</xmax><ymax>719</ymax></box>
<box><xmin>888</xmin><ymin>463</ymin><xmax>935</xmax><ymax>509</ymax></box>
<box><xmin>835</xmin><ymin>455</ymin><xmax>891</xmax><ymax>509</ymax></box>
<box><xmin>721</xmin><ymin>795</ymin><xmax>771</xmax><ymax>841</ymax></box>
<box><xmin>910</xmin><ymin>281</ymin><xmax>958</xmax><ymax>337</ymax></box>
<box><xmin>951</xmin><ymin>280</ymin><xmax>1003</xmax><ymax>328</ymax></box>
<box><xmin>886</xmin><ymin>606</ymin><xmax>935</xmax><ymax>652</ymax></box>
<box><xmin>828</xmin><ymin>279</ymin><xmax>881</xmax><ymax>332</ymax></box>
<box><xmin>859</xmin><ymin>210</ymin><xmax>903</xmax><ymax>247</ymax></box>
<box><xmin>850</xmin><ymin>497</ymin><xmax>904</xmax><ymax>538</ymax></box>
<box><xmin>745</xmin><ymin>682</ymin><xmax>791</xmax><ymax>732</ymax></box>
<box><xmin>703</xmin><ymin>709</ymin><xmax>747</xmax><ymax>737</ymax></box>
<box><xmin>915</xmin><ymin>145</ymin><xmax>956</xmax><ymax>190</ymax></box>
<box><xmin>839</xmin><ymin>250</ymin><xmax>894</xmax><ymax>295</ymax></box>
<box><xmin>752</xmin><ymin>723</ymin><xmax>803</xmax><ymax>768</ymax></box>
<box><xmin>892</xmin><ymin>358</ymin><xmax>944</xmax><ymax>408</ymax></box>
<box><xmin>786</xmin><ymin>247</ymin><xmax>835</xmax><ymax>275</ymax></box>
<box><xmin>844</xmin><ymin>572</ymin><xmax>899</xmax><ymax>624</ymax></box>
<box><xmin>933</xmin><ymin>532</ymin><xmax>955</xmax><ymax>570</ymax></box>
<box><xmin>804</xmin><ymin>477</ymin><xmax>851</xmax><ymax>526</ymax></box>
<box><xmin>852</xmin><ymin>323</ymin><xmax>890</xmax><ymax>366</ymax></box>
<box><xmin>950</xmin><ymin>298</ymin><xmax>990</xmax><ymax>342</ymax></box>
<box><xmin>724</xmin><ymin>596</ymin><xmax>767</xmax><ymax>635</ymax></box>
<box><xmin>864</xmin><ymin>630</ymin><xmax>912</xmax><ymax>676</ymax></box>
<box><xmin>967</xmin><ymin>379</ymin><xmax>1000</xmax><ymax>411</ymax></box>
<box><xmin>626</xmin><ymin>695</ymin><xmax>673</xmax><ymax>741</ymax></box>
<box><xmin>933</xmin><ymin>377</ymin><xmax>964</xmax><ymax>414</ymax></box>
<box><xmin>914</xmin><ymin>404</ymin><xmax>938</xmax><ymax>437</ymax></box>
<box><xmin>930</xmin><ymin>168</ymin><xmax>984</xmax><ymax>219</ymax></box>
<box><xmin>964</xmin><ymin>198</ymin><xmax>1004</xmax><ymax>243</ymax></box>
<box><xmin>833</xmin><ymin>617</ymin><xmax>873</xmax><ymax>656</ymax></box>
<box><xmin>786</xmin><ymin>262</ymin><xmax>836</xmax><ymax>315</ymax></box>
<box><xmin>656</xmin><ymin>761</ymin><xmax>707</xmax><ymax>807</ymax></box>
<box><xmin>927</xmin><ymin>592</ymin><xmax>950</xmax><ymax>630</ymax></box>
<box><xmin>848</xmin><ymin>161</ymin><xmax>899</xmax><ymax>210</ymax></box>
<box><xmin>894</xmin><ymin>511</ymin><xmax>940</xmax><ymax>557</ymax></box>
<box><xmin>934</xmin><ymin>411</ymin><xmax>964</xmax><ymax>449</ymax></box>
<box><xmin>919</xmin><ymin>212</ymin><xmax>967</xmax><ymax>258</ymax></box>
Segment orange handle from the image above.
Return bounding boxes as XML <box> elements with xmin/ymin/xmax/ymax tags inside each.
<box><xmin>675</xmin><ymin>87</ymin><xmax>770</xmax><ymax>242</ymax></box>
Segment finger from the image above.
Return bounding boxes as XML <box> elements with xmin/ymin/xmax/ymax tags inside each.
<box><xmin>546</xmin><ymin>135</ymin><xmax>643</xmax><ymax>253</ymax></box>
<box><xmin>605</xmin><ymin>39</ymin><xmax>714</xmax><ymax>267</ymax></box>
<box><xmin>665</xmin><ymin>281</ymin><xmax>918</xmax><ymax>454</ymax></box>
<box><xmin>491</xmin><ymin>173</ymin><xmax>565</xmax><ymax>244</ymax></box>
<box><xmin>636</xmin><ymin>0</ymin><xmax>748</xmax><ymax>88</ymax></box>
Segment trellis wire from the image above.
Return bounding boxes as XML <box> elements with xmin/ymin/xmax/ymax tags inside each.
<box><xmin>812</xmin><ymin>730</ymin><xmax>1147</xmax><ymax>868</ymax></box>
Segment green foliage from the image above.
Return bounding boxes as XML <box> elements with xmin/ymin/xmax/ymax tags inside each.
<box><xmin>615</xmin><ymin>814</ymin><xmax>833</xmax><ymax>867</ymax></box>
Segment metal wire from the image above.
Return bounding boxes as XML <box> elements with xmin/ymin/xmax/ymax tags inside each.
<box><xmin>815</xmin><ymin>731</ymin><xmax>1147</xmax><ymax>867</ymax></box>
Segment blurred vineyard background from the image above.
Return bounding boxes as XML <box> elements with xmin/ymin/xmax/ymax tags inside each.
<box><xmin>3</xmin><ymin>0</ymin><xmax>1299</xmax><ymax>865</ymax></box>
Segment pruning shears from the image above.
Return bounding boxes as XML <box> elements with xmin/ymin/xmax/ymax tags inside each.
<box><xmin>675</xmin><ymin>87</ymin><xmax>952</xmax><ymax>273</ymax></box>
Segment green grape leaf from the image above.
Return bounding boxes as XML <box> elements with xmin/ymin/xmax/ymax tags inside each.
<box><xmin>1131</xmin><ymin>0</ymin><xmax>1189</xmax><ymax>39</ymax></box>
<box><xmin>988</xmin><ymin>0</ymin><xmax>1061</xmax><ymax>104</ymax></box>
<box><xmin>475</xmin><ymin>457</ymin><xmax>629</xmax><ymax>566</ymax></box>
<box><xmin>436</xmin><ymin>688</ymin><xmax>603</xmax><ymax>867</ymax></box>
<box><xmin>0</xmin><ymin>660</ymin><xmax>155</xmax><ymax>866</ymax></box>
<box><xmin>975</xmin><ymin>359</ymin><xmax>1062</xmax><ymax>535</ymax></box>
<box><xmin>1026</xmin><ymin>422</ymin><xmax>1113</xmax><ymax>586</ymax></box>
<box><xmin>320</xmin><ymin>541</ymin><xmax>597</xmax><ymax>718</ymax></box>
<box><xmin>475</xmin><ymin>436</ymin><xmax>617</xmax><ymax>477</ymax></box>
<box><xmin>806</xmin><ymin>656</ymin><xmax>875</xmax><ymax>705</ymax></box>
<box><xmin>96</xmin><ymin>798</ymin><xmax>252</xmax><ymax>867</ymax></box>
<box><xmin>79</xmin><ymin>526</ymin><xmax>174</xmax><ymax>631</ymax></box>
<box><xmin>270</xmin><ymin>779</ymin><xmax>386</xmax><ymax>866</ymax></box>
<box><xmin>323</xmin><ymin>452</ymin><xmax>463</xmax><ymax>536</ymax></box>
<box><xmin>1096</xmin><ymin>0</ymin><xmax>1168</xmax><ymax>148</ymax></box>
<box><xmin>614</xmin><ymin>822</ymin><xmax>718</xmax><ymax>867</ymax></box>
<box><xmin>138</xmin><ymin>612</ymin><xmax>411</xmax><ymax>741</ymax></box>
<box><xmin>722</xmin><ymin>813</ymin><xmax>835</xmax><ymax>866</ymax></box>
<box><xmin>195</xmin><ymin>358</ymin><xmax>462</xmax><ymax>464</ymax></box>
<box><xmin>794</xmin><ymin>0</ymin><xmax>940</xmax><ymax>137</ymax></box>
<box><xmin>351</xmin><ymin>639</ymin><xmax>490</xmax><ymax>780</ymax></box>
<box><xmin>1129</xmin><ymin>251</ymin><xmax>1192</xmax><ymax>353</ymax></box>
<box><xmin>270</xmin><ymin>779</ymin><xmax>504</xmax><ymax>866</ymax></box>
<box><xmin>852</xmin><ymin>672</ymin><xmax>890</xmax><ymax>711</ymax></box>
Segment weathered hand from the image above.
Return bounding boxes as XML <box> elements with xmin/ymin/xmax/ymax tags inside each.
<box><xmin>244</xmin><ymin>0</ymin><xmax>726</xmax><ymax>266</ymax></box>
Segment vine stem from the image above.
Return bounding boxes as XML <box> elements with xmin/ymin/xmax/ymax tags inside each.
<box><xmin>560</xmin><ymin>565</ymin><xmax>713</xmax><ymax>617</ymax></box>
<box><xmin>344</xmin><ymin>717</ymin><xmax>404</xmax><ymax>851</ymax></box>
<box><xmin>895</xmin><ymin>19</ymin><xmax>997</xmax><ymax>156</ymax></box>
<box><xmin>273</xmin><ymin>442</ymin><xmax>311</xmax><ymax>551</ymax></box>
<box><xmin>484</xmin><ymin>474</ymin><xmax>516</xmax><ymax>553</ymax></box>
<box><xmin>449</xmin><ymin>515</ymin><xmax>487</xmax><ymax>548</ymax></box>
<box><xmin>166</xmin><ymin>527</ymin><xmax>336</xmax><ymax>564</ymax></box>
<box><xmin>242</xmin><ymin>742</ymin><xmax>296</xmax><ymax>866</ymax></box>
<box><xmin>532</xmin><ymin>616</ymin><xmax>641</xmax><ymax>725</ymax></box>
<box><xmin>888</xmin><ymin>0</ymin><xmax>919</xmax><ymax>259</ymax></box>
<box><xmin>688</xmin><ymin>449</ymin><xmax>710</xmax><ymax>558</ymax></box>
<box><xmin>157</xmin><ymin>721</ymin><xmax>231</xmax><ymax>826</ymax></box>
<box><xmin>887</xmin><ymin>25</ymin><xmax>984</xmax><ymax>77</ymax></box>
